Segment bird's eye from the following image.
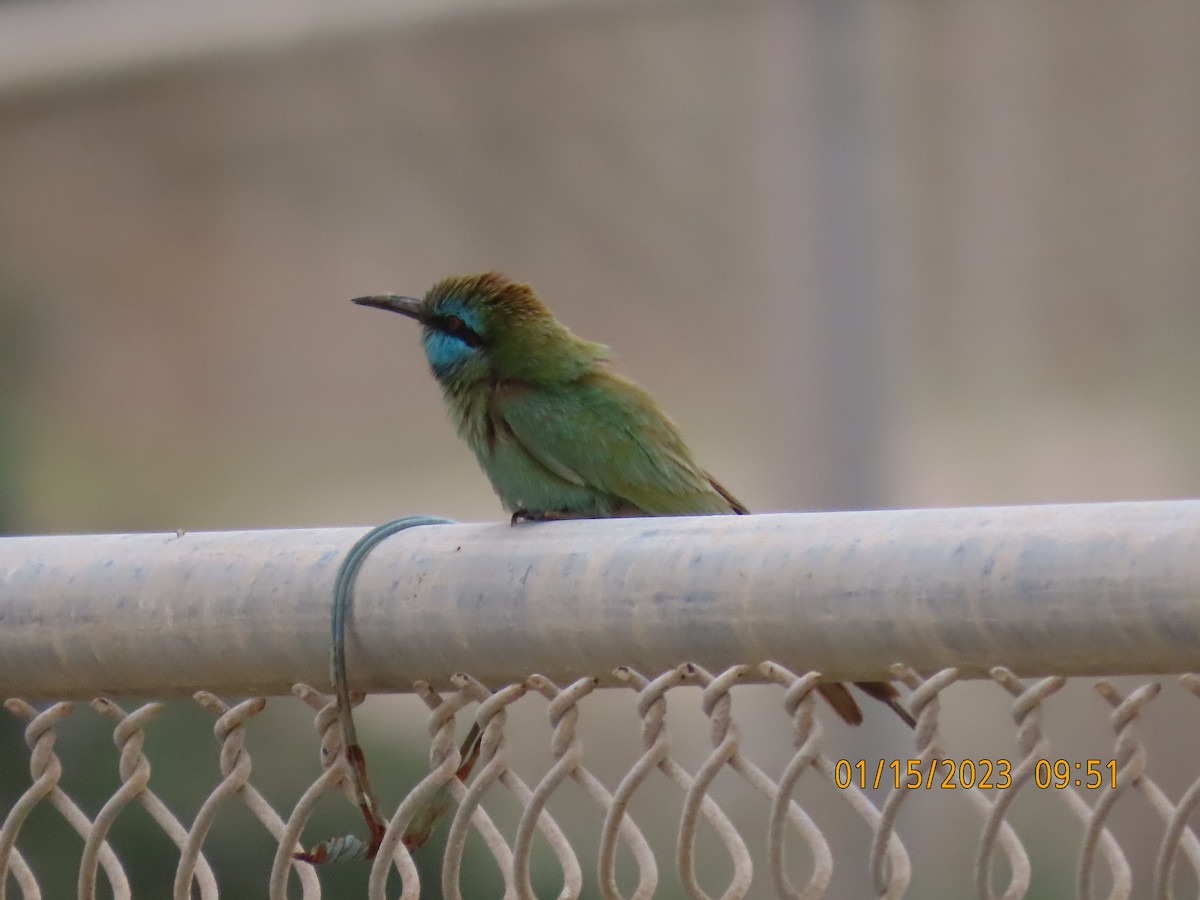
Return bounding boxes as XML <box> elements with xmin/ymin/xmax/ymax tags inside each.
<box><xmin>437</xmin><ymin>313</ymin><xmax>482</xmax><ymax>348</ymax></box>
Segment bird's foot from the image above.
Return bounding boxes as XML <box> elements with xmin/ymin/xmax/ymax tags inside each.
<box><xmin>510</xmin><ymin>509</ymin><xmax>582</xmax><ymax>525</ymax></box>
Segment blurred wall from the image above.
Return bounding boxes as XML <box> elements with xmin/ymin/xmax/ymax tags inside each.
<box><xmin>1</xmin><ymin>1</ymin><xmax>1198</xmax><ymax>535</ymax></box>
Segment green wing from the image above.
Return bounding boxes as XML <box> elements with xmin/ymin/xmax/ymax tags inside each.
<box><xmin>495</xmin><ymin>371</ymin><xmax>744</xmax><ymax>516</ymax></box>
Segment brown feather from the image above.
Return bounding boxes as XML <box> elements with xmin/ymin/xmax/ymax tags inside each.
<box><xmin>817</xmin><ymin>683</ymin><xmax>864</xmax><ymax>726</ymax></box>
<box><xmin>853</xmin><ymin>680</ymin><xmax>917</xmax><ymax>728</ymax></box>
<box><xmin>705</xmin><ymin>472</ymin><xmax>749</xmax><ymax>515</ymax></box>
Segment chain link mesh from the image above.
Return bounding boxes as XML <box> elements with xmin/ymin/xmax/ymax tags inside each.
<box><xmin>3</xmin><ymin>663</ymin><xmax>1198</xmax><ymax>899</ymax></box>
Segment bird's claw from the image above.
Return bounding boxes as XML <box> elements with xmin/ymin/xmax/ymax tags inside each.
<box><xmin>511</xmin><ymin>509</ymin><xmax>578</xmax><ymax>525</ymax></box>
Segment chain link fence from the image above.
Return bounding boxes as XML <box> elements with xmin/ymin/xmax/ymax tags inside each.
<box><xmin>2</xmin><ymin>502</ymin><xmax>1199</xmax><ymax>898</ymax></box>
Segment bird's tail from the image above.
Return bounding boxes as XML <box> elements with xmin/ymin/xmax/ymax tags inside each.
<box><xmin>818</xmin><ymin>680</ymin><xmax>916</xmax><ymax>729</ymax></box>
<box><xmin>817</xmin><ymin>683</ymin><xmax>864</xmax><ymax>726</ymax></box>
<box><xmin>854</xmin><ymin>680</ymin><xmax>917</xmax><ymax>728</ymax></box>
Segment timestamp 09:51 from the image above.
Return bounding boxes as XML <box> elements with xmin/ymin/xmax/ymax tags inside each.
<box><xmin>833</xmin><ymin>758</ymin><xmax>1119</xmax><ymax>791</ymax></box>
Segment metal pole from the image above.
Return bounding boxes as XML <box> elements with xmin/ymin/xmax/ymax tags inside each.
<box><xmin>1</xmin><ymin>500</ymin><xmax>1199</xmax><ymax>698</ymax></box>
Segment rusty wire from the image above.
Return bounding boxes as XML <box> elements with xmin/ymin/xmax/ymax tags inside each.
<box><xmin>2</xmin><ymin>665</ymin><xmax>1200</xmax><ymax>899</ymax></box>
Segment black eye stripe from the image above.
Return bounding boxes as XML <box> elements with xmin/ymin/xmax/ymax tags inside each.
<box><xmin>433</xmin><ymin>313</ymin><xmax>483</xmax><ymax>348</ymax></box>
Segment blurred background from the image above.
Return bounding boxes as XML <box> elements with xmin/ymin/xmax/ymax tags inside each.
<box><xmin>1</xmin><ymin>0</ymin><xmax>1198</xmax><ymax>897</ymax></box>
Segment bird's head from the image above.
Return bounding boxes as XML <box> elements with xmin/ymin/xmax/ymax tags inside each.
<box><xmin>353</xmin><ymin>272</ymin><xmax>607</xmax><ymax>387</ymax></box>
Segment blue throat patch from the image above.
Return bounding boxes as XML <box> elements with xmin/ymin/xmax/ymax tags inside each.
<box><xmin>421</xmin><ymin>301</ymin><xmax>484</xmax><ymax>379</ymax></box>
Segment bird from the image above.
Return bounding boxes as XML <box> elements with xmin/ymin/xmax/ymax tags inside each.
<box><xmin>354</xmin><ymin>271</ymin><xmax>914</xmax><ymax>729</ymax></box>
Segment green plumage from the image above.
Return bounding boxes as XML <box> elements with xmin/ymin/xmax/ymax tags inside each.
<box><xmin>358</xmin><ymin>272</ymin><xmax>745</xmax><ymax>518</ymax></box>
<box><xmin>353</xmin><ymin>272</ymin><xmax>913</xmax><ymax>728</ymax></box>
<box><xmin>464</xmin><ymin>373</ymin><xmax>743</xmax><ymax>518</ymax></box>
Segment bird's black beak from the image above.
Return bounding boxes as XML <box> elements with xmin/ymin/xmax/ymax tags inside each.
<box><xmin>352</xmin><ymin>294</ymin><xmax>424</xmax><ymax>320</ymax></box>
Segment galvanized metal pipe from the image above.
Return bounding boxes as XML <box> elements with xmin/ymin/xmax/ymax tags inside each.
<box><xmin>1</xmin><ymin>500</ymin><xmax>1199</xmax><ymax>698</ymax></box>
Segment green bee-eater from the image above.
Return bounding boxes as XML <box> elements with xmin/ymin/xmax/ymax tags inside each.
<box><xmin>354</xmin><ymin>272</ymin><xmax>913</xmax><ymax>729</ymax></box>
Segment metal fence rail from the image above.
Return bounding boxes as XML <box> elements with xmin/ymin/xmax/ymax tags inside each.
<box><xmin>1</xmin><ymin>500</ymin><xmax>1199</xmax><ymax>898</ymax></box>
